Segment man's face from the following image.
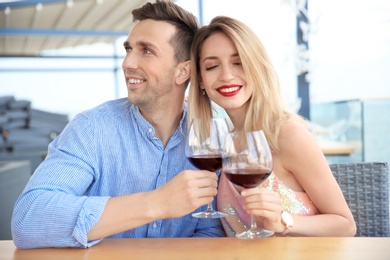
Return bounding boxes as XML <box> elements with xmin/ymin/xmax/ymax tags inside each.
<box><xmin>122</xmin><ymin>19</ymin><xmax>177</xmax><ymax>108</ymax></box>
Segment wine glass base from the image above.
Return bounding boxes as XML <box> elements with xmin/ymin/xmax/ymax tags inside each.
<box><xmin>236</xmin><ymin>229</ymin><xmax>274</xmax><ymax>239</ymax></box>
<box><xmin>192</xmin><ymin>211</ymin><xmax>227</xmax><ymax>219</ymax></box>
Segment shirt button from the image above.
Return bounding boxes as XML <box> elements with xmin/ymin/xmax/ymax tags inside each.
<box><xmin>153</xmin><ymin>223</ymin><xmax>157</xmax><ymax>229</ymax></box>
<box><xmin>148</xmin><ymin>128</ymin><xmax>153</xmax><ymax>133</ymax></box>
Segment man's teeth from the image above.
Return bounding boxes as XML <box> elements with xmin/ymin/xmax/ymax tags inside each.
<box><xmin>219</xmin><ymin>86</ymin><xmax>240</xmax><ymax>93</ymax></box>
<box><xmin>128</xmin><ymin>79</ymin><xmax>143</xmax><ymax>84</ymax></box>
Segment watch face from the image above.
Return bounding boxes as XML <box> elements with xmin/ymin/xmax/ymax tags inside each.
<box><xmin>282</xmin><ymin>211</ymin><xmax>294</xmax><ymax>228</ymax></box>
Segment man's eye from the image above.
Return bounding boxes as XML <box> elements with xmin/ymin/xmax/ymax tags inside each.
<box><xmin>124</xmin><ymin>47</ymin><xmax>132</xmax><ymax>53</ymax></box>
<box><xmin>144</xmin><ymin>48</ymin><xmax>152</xmax><ymax>54</ymax></box>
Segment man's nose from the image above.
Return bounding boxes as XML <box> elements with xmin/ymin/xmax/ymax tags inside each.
<box><xmin>122</xmin><ymin>52</ymin><xmax>139</xmax><ymax>70</ymax></box>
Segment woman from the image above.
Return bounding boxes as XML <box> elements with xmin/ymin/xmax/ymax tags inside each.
<box><xmin>187</xmin><ymin>16</ymin><xmax>356</xmax><ymax>237</ymax></box>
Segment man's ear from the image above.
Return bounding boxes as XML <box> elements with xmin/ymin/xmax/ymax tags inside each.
<box><xmin>175</xmin><ymin>60</ymin><xmax>191</xmax><ymax>85</ymax></box>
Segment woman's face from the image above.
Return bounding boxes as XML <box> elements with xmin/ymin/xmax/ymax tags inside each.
<box><xmin>199</xmin><ymin>31</ymin><xmax>252</xmax><ymax>115</ymax></box>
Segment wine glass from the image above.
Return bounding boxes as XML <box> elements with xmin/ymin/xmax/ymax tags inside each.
<box><xmin>185</xmin><ymin>117</ymin><xmax>231</xmax><ymax>218</ymax></box>
<box><xmin>222</xmin><ymin>130</ymin><xmax>274</xmax><ymax>239</ymax></box>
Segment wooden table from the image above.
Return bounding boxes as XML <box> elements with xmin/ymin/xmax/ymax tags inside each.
<box><xmin>1</xmin><ymin>237</ymin><xmax>390</xmax><ymax>260</ymax></box>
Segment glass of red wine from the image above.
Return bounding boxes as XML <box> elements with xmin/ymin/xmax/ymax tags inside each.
<box><xmin>185</xmin><ymin>117</ymin><xmax>231</xmax><ymax>218</ymax></box>
<box><xmin>222</xmin><ymin>130</ymin><xmax>274</xmax><ymax>239</ymax></box>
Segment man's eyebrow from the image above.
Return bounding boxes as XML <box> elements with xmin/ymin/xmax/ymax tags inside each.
<box><xmin>137</xmin><ymin>40</ymin><xmax>160</xmax><ymax>51</ymax></box>
<box><xmin>123</xmin><ymin>40</ymin><xmax>159</xmax><ymax>51</ymax></box>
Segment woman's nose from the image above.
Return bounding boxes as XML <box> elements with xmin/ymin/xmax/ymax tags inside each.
<box><xmin>219</xmin><ymin>65</ymin><xmax>235</xmax><ymax>82</ymax></box>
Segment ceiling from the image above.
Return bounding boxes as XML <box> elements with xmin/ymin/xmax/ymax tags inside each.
<box><xmin>0</xmin><ymin>0</ymin><xmax>150</xmax><ymax>56</ymax></box>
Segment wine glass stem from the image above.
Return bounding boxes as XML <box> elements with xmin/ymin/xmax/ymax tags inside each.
<box><xmin>205</xmin><ymin>203</ymin><xmax>213</xmax><ymax>213</ymax></box>
<box><xmin>250</xmin><ymin>214</ymin><xmax>258</xmax><ymax>230</ymax></box>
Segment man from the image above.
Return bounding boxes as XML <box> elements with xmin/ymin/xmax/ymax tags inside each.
<box><xmin>12</xmin><ymin>0</ymin><xmax>225</xmax><ymax>249</ymax></box>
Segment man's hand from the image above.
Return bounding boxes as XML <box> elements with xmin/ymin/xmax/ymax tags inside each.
<box><xmin>154</xmin><ymin>170</ymin><xmax>218</xmax><ymax>219</ymax></box>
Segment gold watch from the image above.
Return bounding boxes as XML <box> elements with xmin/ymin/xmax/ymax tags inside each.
<box><xmin>281</xmin><ymin>211</ymin><xmax>294</xmax><ymax>229</ymax></box>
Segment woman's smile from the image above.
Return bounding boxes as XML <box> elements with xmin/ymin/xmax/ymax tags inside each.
<box><xmin>217</xmin><ymin>85</ymin><xmax>241</xmax><ymax>97</ymax></box>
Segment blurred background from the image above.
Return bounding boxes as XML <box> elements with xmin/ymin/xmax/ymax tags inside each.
<box><xmin>0</xmin><ymin>0</ymin><xmax>389</xmax><ymax>170</ymax></box>
<box><xmin>1</xmin><ymin>0</ymin><xmax>389</xmax><ymax>117</ymax></box>
<box><xmin>0</xmin><ymin>0</ymin><xmax>389</xmax><ymax>238</ymax></box>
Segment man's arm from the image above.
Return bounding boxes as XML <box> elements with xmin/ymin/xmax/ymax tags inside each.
<box><xmin>88</xmin><ymin>169</ymin><xmax>220</xmax><ymax>240</ymax></box>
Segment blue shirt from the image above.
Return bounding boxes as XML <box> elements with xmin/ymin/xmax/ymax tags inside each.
<box><xmin>11</xmin><ymin>98</ymin><xmax>225</xmax><ymax>249</ymax></box>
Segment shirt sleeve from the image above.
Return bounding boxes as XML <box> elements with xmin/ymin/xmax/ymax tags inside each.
<box><xmin>11</xmin><ymin>114</ymin><xmax>109</xmax><ymax>248</ymax></box>
<box><xmin>73</xmin><ymin>196</ymin><xmax>110</xmax><ymax>247</ymax></box>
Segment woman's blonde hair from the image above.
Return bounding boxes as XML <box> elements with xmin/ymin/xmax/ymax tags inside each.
<box><xmin>188</xmin><ymin>16</ymin><xmax>303</xmax><ymax>151</ymax></box>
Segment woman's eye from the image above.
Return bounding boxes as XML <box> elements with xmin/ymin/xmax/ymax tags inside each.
<box><xmin>205</xmin><ymin>65</ymin><xmax>218</xmax><ymax>71</ymax></box>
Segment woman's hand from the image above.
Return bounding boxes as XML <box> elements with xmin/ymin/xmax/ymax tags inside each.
<box><xmin>241</xmin><ymin>187</ymin><xmax>286</xmax><ymax>233</ymax></box>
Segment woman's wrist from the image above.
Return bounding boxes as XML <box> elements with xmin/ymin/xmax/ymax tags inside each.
<box><xmin>279</xmin><ymin>211</ymin><xmax>294</xmax><ymax>235</ymax></box>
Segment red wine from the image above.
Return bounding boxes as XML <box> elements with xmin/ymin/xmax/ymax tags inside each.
<box><xmin>188</xmin><ymin>155</ymin><xmax>222</xmax><ymax>172</ymax></box>
<box><xmin>224</xmin><ymin>167</ymin><xmax>271</xmax><ymax>188</ymax></box>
